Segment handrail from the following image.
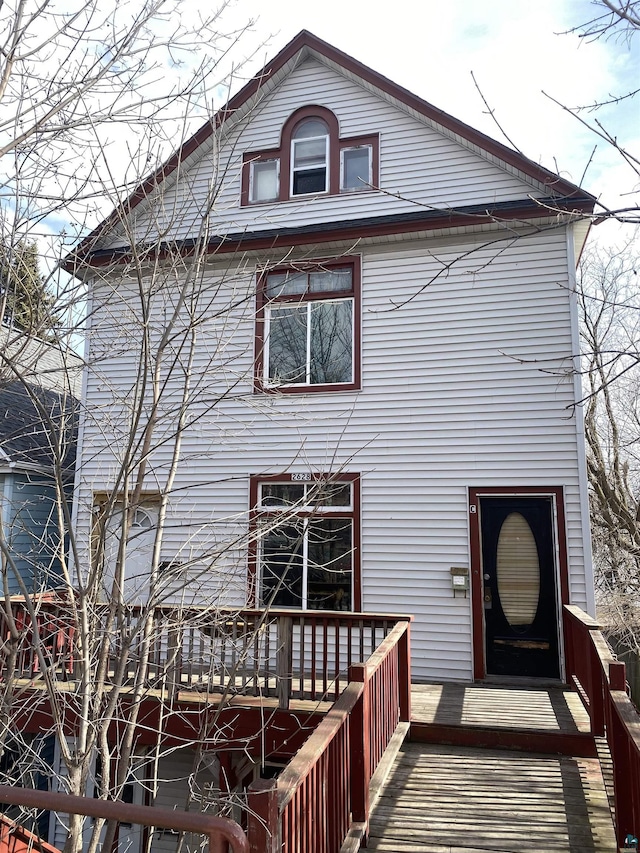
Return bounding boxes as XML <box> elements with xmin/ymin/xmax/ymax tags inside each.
<box><xmin>249</xmin><ymin>618</ymin><xmax>411</xmax><ymax>853</ymax></box>
<box><xmin>2</xmin><ymin>599</ymin><xmax>407</xmax><ymax>706</ymax></box>
<box><xmin>563</xmin><ymin>604</ymin><xmax>640</xmax><ymax>847</ymax></box>
<box><xmin>0</xmin><ymin>785</ymin><xmax>248</xmax><ymax>853</ymax></box>
<box><xmin>1</xmin><ymin>601</ymin><xmax>412</xmax><ymax>853</ymax></box>
<box><xmin>277</xmin><ymin>680</ymin><xmax>364</xmax><ymax>810</ymax></box>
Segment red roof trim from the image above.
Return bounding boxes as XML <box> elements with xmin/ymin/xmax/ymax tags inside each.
<box><xmin>70</xmin><ymin>196</ymin><xmax>595</xmax><ymax>272</ymax></box>
<box><xmin>71</xmin><ymin>29</ymin><xmax>595</xmax><ymax>264</ymax></box>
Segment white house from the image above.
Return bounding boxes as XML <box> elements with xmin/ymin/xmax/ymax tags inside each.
<box><xmin>68</xmin><ymin>29</ymin><xmax>597</xmax><ymax>686</ymax></box>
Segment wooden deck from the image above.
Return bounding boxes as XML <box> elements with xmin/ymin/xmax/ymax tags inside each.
<box><xmin>368</xmin><ymin>742</ymin><xmax>617</xmax><ymax>852</ymax></box>
<box><xmin>365</xmin><ymin>682</ymin><xmax>618</xmax><ymax>852</ymax></box>
<box><xmin>411</xmin><ymin>683</ymin><xmax>591</xmax><ymax>732</ymax></box>
<box><xmin>409</xmin><ymin>682</ymin><xmax>596</xmax><ymax>756</ymax></box>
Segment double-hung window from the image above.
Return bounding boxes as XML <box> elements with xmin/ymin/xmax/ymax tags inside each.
<box><xmin>258</xmin><ymin>258</ymin><xmax>360</xmax><ymax>392</ymax></box>
<box><xmin>253</xmin><ymin>474</ymin><xmax>360</xmax><ymax>611</ymax></box>
<box><xmin>290</xmin><ymin>119</ymin><xmax>329</xmax><ymax>196</ymax></box>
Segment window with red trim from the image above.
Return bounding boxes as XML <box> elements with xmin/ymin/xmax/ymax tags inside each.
<box><xmin>251</xmin><ymin>474</ymin><xmax>360</xmax><ymax>611</ymax></box>
<box><xmin>256</xmin><ymin>256</ymin><xmax>360</xmax><ymax>393</ymax></box>
<box><xmin>241</xmin><ymin>106</ymin><xmax>378</xmax><ymax>205</ymax></box>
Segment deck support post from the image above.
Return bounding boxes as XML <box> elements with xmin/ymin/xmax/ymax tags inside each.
<box><xmin>398</xmin><ymin>623</ymin><xmax>411</xmax><ymax>722</ymax></box>
<box><xmin>349</xmin><ymin>662</ymin><xmax>370</xmax><ymax>838</ymax></box>
<box><xmin>277</xmin><ymin>616</ymin><xmax>293</xmax><ymax>710</ymax></box>
<box><xmin>247</xmin><ymin>779</ymin><xmax>279</xmax><ymax>853</ymax></box>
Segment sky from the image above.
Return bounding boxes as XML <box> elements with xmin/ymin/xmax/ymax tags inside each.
<box><xmin>220</xmin><ymin>0</ymin><xmax>639</xmax><ymax>245</ymax></box>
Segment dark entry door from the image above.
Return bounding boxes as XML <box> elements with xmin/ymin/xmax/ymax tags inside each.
<box><xmin>480</xmin><ymin>497</ymin><xmax>560</xmax><ymax>679</ymax></box>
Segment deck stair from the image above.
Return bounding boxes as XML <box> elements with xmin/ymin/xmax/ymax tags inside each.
<box><xmin>365</xmin><ymin>682</ymin><xmax>618</xmax><ymax>853</ymax></box>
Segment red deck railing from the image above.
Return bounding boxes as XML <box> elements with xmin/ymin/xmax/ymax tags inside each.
<box><xmin>247</xmin><ymin>619</ymin><xmax>412</xmax><ymax>853</ymax></box>
<box><xmin>564</xmin><ymin>604</ymin><xmax>640</xmax><ymax>847</ymax></box>
<box><xmin>1</xmin><ymin>600</ymin><xmax>412</xmax><ymax>853</ymax></box>
<box><xmin>0</xmin><ymin>785</ymin><xmax>248</xmax><ymax>853</ymax></box>
<box><xmin>4</xmin><ymin>599</ymin><xmax>398</xmax><ymax>706</ymax></box>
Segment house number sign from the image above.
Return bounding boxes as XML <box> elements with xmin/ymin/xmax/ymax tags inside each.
<box><xmin>291</xmin><ymin>472</ymin><xmax>312</xmax><ymax>481</ymax></box>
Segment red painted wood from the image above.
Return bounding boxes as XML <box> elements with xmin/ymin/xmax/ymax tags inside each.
<box><xmin>0</xmin><ymin>786</ymin><xmax>248</xmax><ymax>853</ymax></box>
<box><xmin>564</xmin><ymin>605</ymin><xmax>640</xmax><ymax>846</ymax></box>
<box><xmin>349</xmin><ymin>663</ymin><xmax>370</xmax><ymax>829</ymax></box>
<box><xmin>247</xmin><ymin>779</ymin><xmax>279</xmax><ymax>853</ymax></box>
<box><xmin>610</xmin><ymin>660</ymin><xmax>627</xmax><ymax>692</ymax></box>
<box><xmin>6</xmin><ymin>600</ymin><xmax>412</xmax><ymax>853</ymax></box>
<box><xmin>400</xmin><ymin>635</ymin><xmax>409</xmax><ymax>713</ymax></box>
<box><xmin>0</xmin><ymin>814</ymin><xmax>61</xmax><ymax>853</ymax></box>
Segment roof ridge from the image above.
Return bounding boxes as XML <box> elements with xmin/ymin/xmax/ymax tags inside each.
<box><xmin>65</xmin><ymin>30</ymin><xmax>596</xmax><ymax>272</ymax></box>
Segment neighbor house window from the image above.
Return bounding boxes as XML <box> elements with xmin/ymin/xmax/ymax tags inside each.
<box><xmin>256</xmin><ymin>257</ymin><xmax>360</xmax><ymax>393</ymax></box>
<box><xmin>251</xmin><ymin>474</ymin><xmax>360</xmax><ymax>611</ymax></box>
<box><xmin>241</xmin><ymin>106</ymin><xmax>379</xmax><ymax>205</ymax></box>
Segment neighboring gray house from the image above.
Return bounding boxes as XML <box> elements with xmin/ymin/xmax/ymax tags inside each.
<box><xmin>0</xmin><ymin>380</ymin><xmax>77</xmax><ymax>595</ymax></box>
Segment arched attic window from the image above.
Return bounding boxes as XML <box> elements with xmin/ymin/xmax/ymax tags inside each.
<box><xmin>241</xmin><ymin>105</ymin><xmax>378</xmax><ymax>205</ymax></box>
<box><xmin>290</xmin><ymin>118</ymin><xmax>330</xmax><ymax>196</ymax></box>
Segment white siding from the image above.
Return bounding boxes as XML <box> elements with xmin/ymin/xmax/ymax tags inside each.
<box><xmin>76</xmin><ymin>226</ymin><xmax>590</xmax><ymax>682</ymax></box>
<box><xmin>148</xmin><ymin>751</ymin><xmax>218</xmax><ymax>853</ymax></box>
<box><xmin>100</xmin><ymin>58</ymin><xmax>547</xmax><ymax>250</ymax></box>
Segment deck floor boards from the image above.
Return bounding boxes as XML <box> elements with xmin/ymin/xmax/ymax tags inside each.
<box><xmin>410</xmin><ymin>682</ymin><xmax>591</xmax><ymax>733</ymax></box>
<box><xmin>365</xmin><ymin>683</ymin><xmax>616</xmax><ymax>852</ymax></box>
<box><xmin>367</xmin><ymin>742</ymin><xmax>617</xmax><ymax>852</ymax></box>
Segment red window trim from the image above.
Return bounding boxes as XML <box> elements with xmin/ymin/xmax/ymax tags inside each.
<box><xmin>254</xmin><ymin>254</ymin><xmax>362</xmax><ymax>395</ymax></box>
<box><xmin>241</xmin><ymin>105</ymin><xmax>379</xmax><ymax>205</ymax></box>
<box><xmin>248</xmin><ymin>472</ymin><xmax>362</xmax><ymax>611</ymax></box>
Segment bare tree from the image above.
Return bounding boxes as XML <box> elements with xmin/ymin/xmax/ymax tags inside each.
<box><xmin>0</xmin><ymin>9</ymin><xmax>366</xmax><ymax>853</ymax></box>
<box><xmin>554</xmin><ymin>0</ymin><xmax>640</xmax><ymax>225</ymax></box>
<box><xmin>0</xmin><ymin>4</ymin><xmax>305</xmax><ymax>853</ymax></box>
<box><xmin>578</xmin><ymin>239</ymin><xmax>640</xmax><ymax>651</ymax></box>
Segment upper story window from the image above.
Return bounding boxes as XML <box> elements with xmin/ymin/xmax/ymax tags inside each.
<box><xmin>291</xmin><ymin>119</ymin><xmax>329</xmax><ymax>196</ymax></box>
<box><xmin>242</xmin><ymin>106</ymin><xmax>379</xmax><ymax>206</ymax></box>
<box><xmin>341</xmin><ymin>145</ymin><xmax>373</xmax><ymax>191</ymax></box>
<box><xmin>255</xmin><ymin>256</ymin><xmax>361</xmax><ymax>394</ymax></box>
<box><xmin>249</xmin><ymin>159</ymin><xmax>279</xmax><ymax>203</ymax></box>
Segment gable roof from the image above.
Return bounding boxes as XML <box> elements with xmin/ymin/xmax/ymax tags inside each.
<box><xmin>0</xmin><ymin>381</ymin><xmax>78</xmax><ymax>473</ymax></box>
<box><xmin>65</xmin><ymin>30</ymin><xmax>596</xmax><ymax>272</ymax></box>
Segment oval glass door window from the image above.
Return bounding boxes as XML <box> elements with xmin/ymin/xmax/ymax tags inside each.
<box><xmin>496</xmin><ymin>512</ymin><xmax>540</xmax><ymax>631</ymax></box>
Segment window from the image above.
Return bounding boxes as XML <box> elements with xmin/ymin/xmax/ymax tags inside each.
<box><xmin>241</xmin><ymin>106</ymin><xmax>378</xmax><ymax>205</ymax></box>
<box><xmin>93</xmin><ymin>497</ymin><xmax>161</xmax><ymax>602</ymax></box>
<box><xmin>249</xmin><ymin>159</ymin><xmax>279</xmax><ymax>203</ymax></box>
<box><xmin>257</xmin><ymin>257</ymin><xmax>360</xmax><ymax>393</ymax></box>
<box><xmin>251</xmin><ymin>474</ymin><xmax>360</xmax><ymax>611</ymax></box>
<box><xmin>341</xmin><ymin>145</ymin><xmax>372</xmax><ymax>191</ymax></box>
<box><xmin>291</xmin><ymin>119</ymin><xmax>329</xmax><ymax>196</ymax></box>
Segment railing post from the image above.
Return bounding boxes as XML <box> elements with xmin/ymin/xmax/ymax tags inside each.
<box><xmin>589</xmin><ymin>629</ymin><xmax>605</xmax><ymax>737</ymax></box>
<box><xmin>247</xmin><ymin>778</ymin><xmax>279</xmax><ymax>853</ymax></box>
<box><xmin>609</xmin><ymin>660</ymin><xmax>627</xmax><ymax>692</ymax></box>
<box><xmin>562</xmin><ymin>606</ymin><xmax>575</xmax><ymax>686</ymax></box>
<box><xmin>277</xmin><ymin>616</ymin><xmax>293</xmax><ymax>710</ymax></box>
<box><xmin>166</xmin><ymin>626</ymin><xmax>182</xmax><ymax>697</ymax></box>
<box><xmin>608</xmin><ymin>701</ymin><xmax>634</xmax><ymax>848</ymax></box>
<box><xmin>398</xmin><ymin>622</ymin><xmax>411</xmax><ymax>723</ymax></box>
<box><xmin>349</xmin><ymin>663</ymin><xmax>370</xmax><ymax>836</ymax></box>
